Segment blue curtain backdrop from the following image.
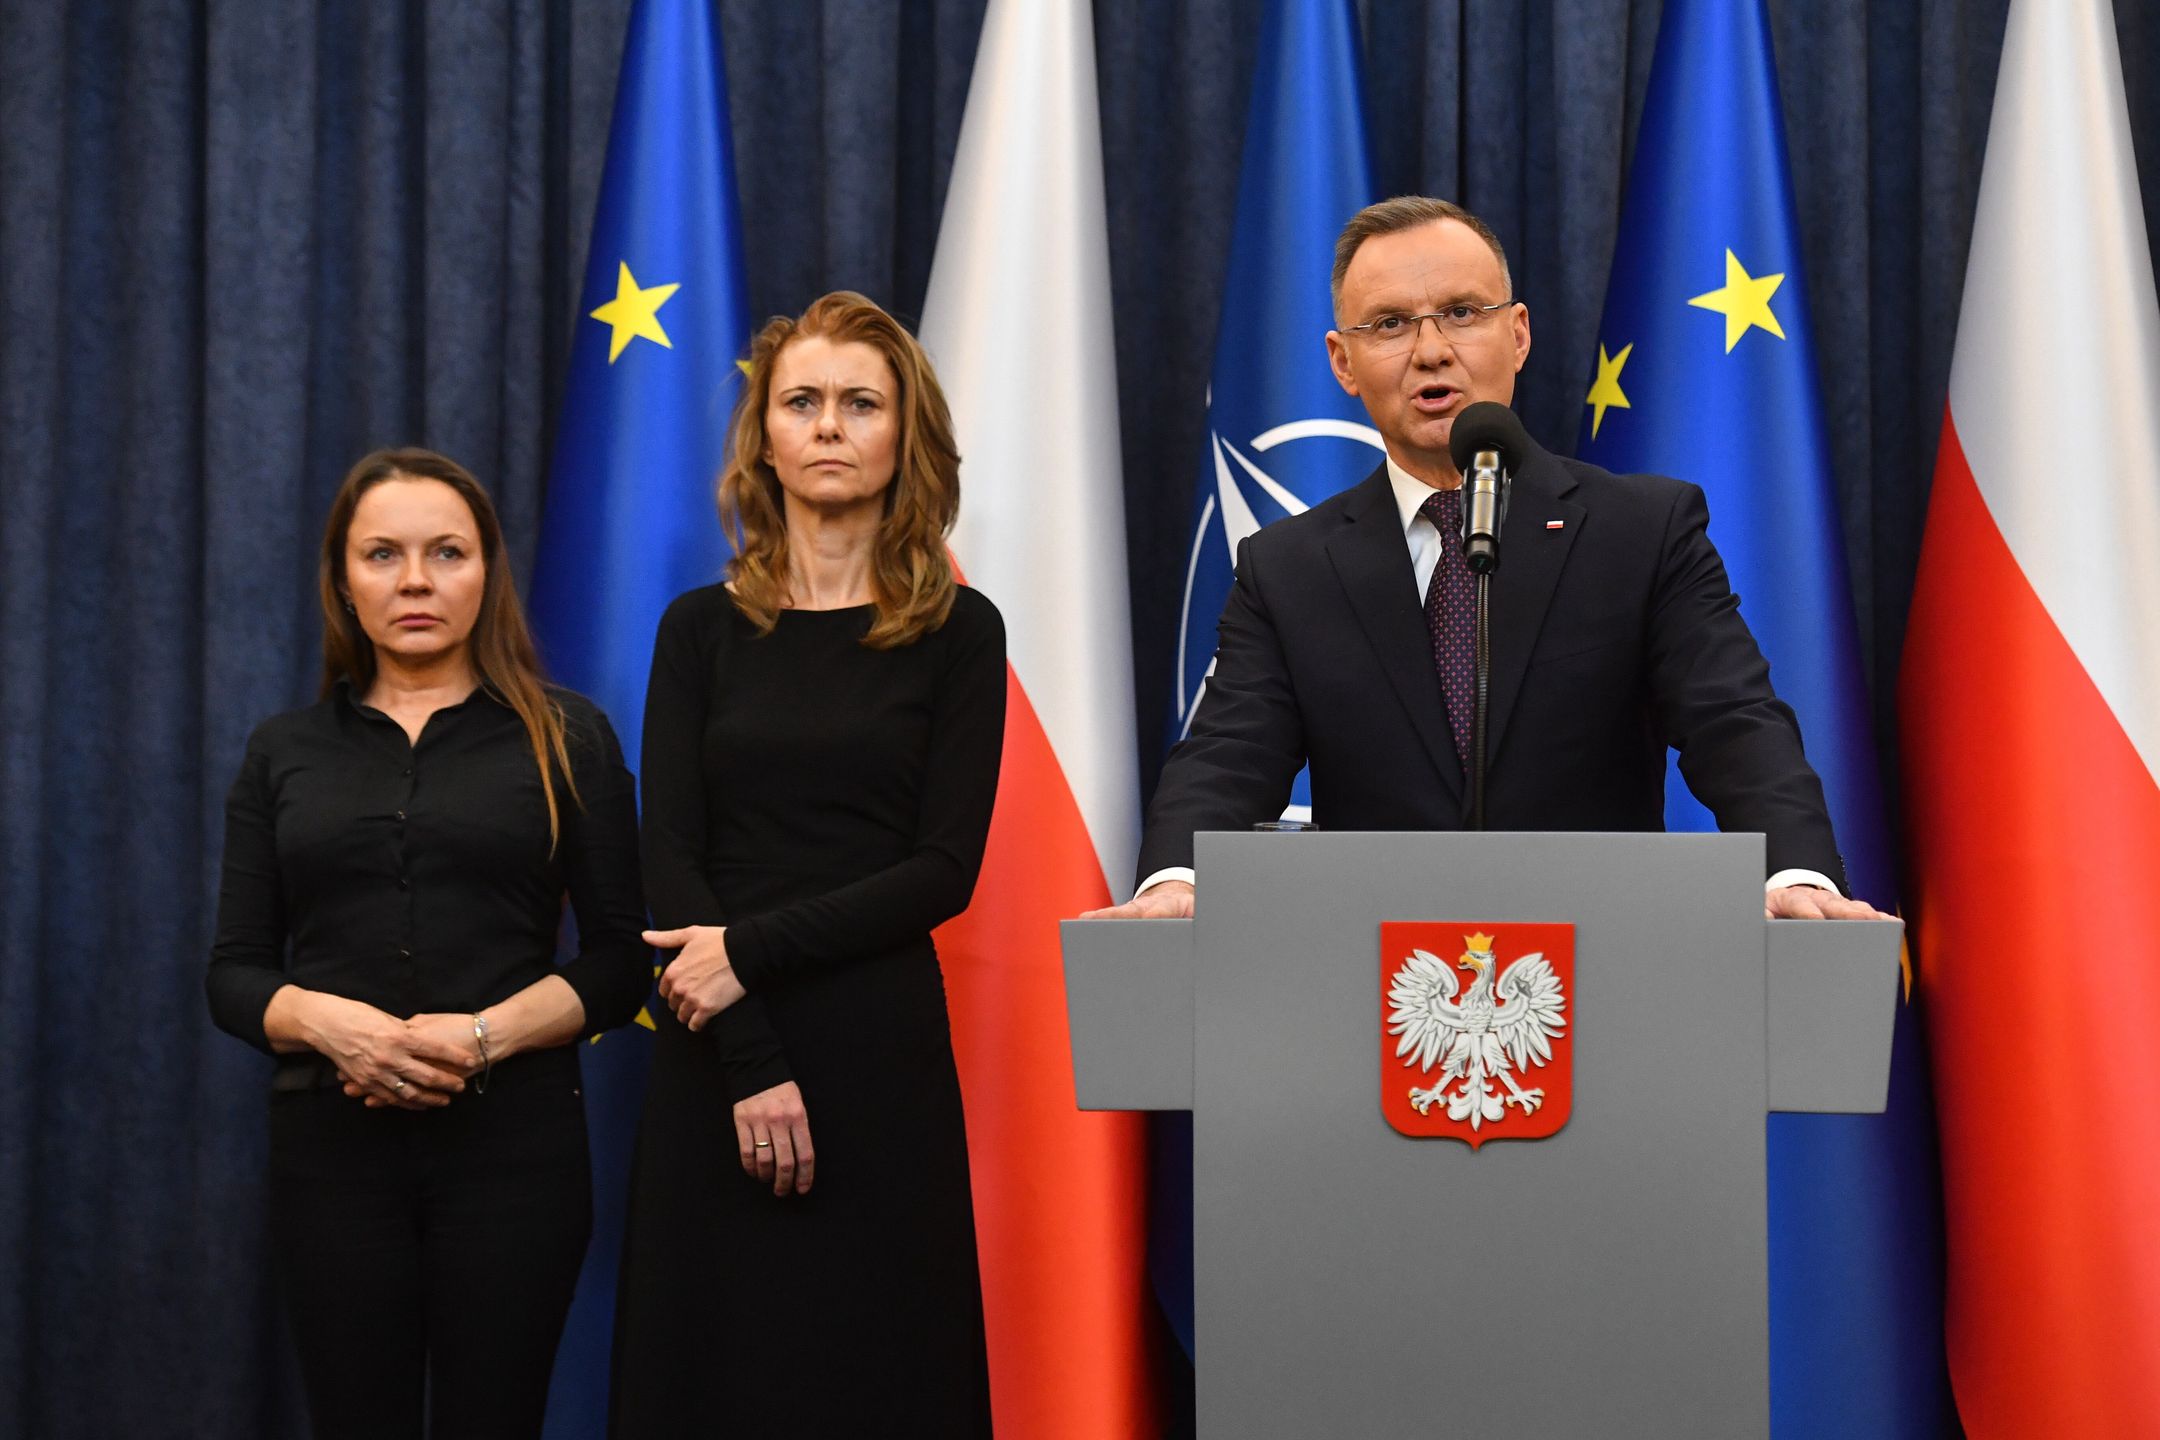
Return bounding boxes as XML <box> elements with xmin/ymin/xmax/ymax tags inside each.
<box><xmin>9</xmin><ymin>1</ymin><xmax>2160</xmax><ymax>1434</ymax></box>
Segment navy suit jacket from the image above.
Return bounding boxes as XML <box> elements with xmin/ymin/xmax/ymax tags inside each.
<box><xmin>1137</xmin><ymin>444</ymin><xmax>1843</xmax><ymax>888</ymax></box>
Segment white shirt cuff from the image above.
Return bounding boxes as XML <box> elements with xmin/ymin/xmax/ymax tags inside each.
<box><xmin>1765</xmin><ymin>868</ymin><xmax>1841</xmax><ymax>897</ymax></box>
<box><xmin>1136</xmin><ymin>866</ymin><xmax>1196</xmax><ymax>896</ymax></box>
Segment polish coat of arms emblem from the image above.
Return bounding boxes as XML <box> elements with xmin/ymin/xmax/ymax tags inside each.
<box><xmin>1379</xmin><ymin>922</ymin><xmax>1575</xmax><ymax>1146</ymax></box>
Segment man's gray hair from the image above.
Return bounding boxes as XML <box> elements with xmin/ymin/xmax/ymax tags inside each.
<box><xmin>1330</xmin><ymin>197</ymin><xmax>1513</xmax><ymax>320</ymax></box>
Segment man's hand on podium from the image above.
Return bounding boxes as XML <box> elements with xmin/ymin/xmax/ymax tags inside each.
<box><xmin>1080</xmin><ymin>881</ymin><xmax>1884</xmax><ymax>922</ymax></box>
<box><xmin>1765</xmin><ymin>885</ymin><xmax>1892</xmax><ymax>921</ymax></box>
<box><xmin>1081</xmin><ymin>879</ymin><xmax>1195</xmax><ymax>920</ymax></box>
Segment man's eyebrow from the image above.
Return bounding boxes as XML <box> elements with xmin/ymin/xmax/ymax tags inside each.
<box><xmin>1371</xmin><ymin>291</ymin><xmax>1486</xmax><ymax>315</ymax></box>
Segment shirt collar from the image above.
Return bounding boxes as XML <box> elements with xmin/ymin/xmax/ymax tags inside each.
<box><xmin>333</xmin><ymin>675</ymin><xmax>497</xmax><ymax>720</ymax></box>
<box><xmin>1385</xmin><ymin>454</ymin><xmax>1463</xmax><ymax>536</ymax></box>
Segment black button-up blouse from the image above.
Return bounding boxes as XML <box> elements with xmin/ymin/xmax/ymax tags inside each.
<box><xmin>206</xmin><ymin>682</ymin><xmax>651</xmax><ymax>1059</ymax></box>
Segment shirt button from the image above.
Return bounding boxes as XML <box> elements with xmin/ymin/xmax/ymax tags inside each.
<box><xmin>397</xmin><ymin>876</ymin><xmax>410</xmax><ymax>891</ymax></box>
<box><xmin>397</xmin><ymin>948</ymin><xmax>412</xmax><ymax>961</ymax></box>
<box><xmin>393</xmin><ymin>809</ymin><xmax>406</xmax><ymax>823</ymax></box>
<box><xmin>402</xmin><ymin>767</ymin><xmax>413</xmax><ymax>778</ymax></box>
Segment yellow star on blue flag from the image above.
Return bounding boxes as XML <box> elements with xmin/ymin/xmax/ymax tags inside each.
<box><xmin>589</xmin><ymin>261</ymin><xmax>680</xmax><ymax>363</ymax></box>
<box><xmin>1585</xmin><ymin>342</ymin><xmax>1633</xmax><ymax>438</ymax></box>
<box><xmin>1687</xmin><ymin>249</ymin><xmax>1785</xmax><ymax>352</ymax></box>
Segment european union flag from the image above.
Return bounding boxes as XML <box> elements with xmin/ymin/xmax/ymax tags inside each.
<box><xmin>1158</xmin><ymin>0</ymin><xmax>1375</xmax><ymax>1357</ymax></box>
<box><xmin>527</xmin><ymin>1</ymin><xmax>750</xmax><ymax>1432</ymax></box>
<box><xmin>1577</xmin><ymin>2</ymin><xmax>1954</xmax><ymax>1434</ymax></box>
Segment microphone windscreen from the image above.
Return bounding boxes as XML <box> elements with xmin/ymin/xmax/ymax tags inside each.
<box><xmin>1447</xmin><ymin>401</ymin><xmax>1531</xmax><ymax>474</ymax></box>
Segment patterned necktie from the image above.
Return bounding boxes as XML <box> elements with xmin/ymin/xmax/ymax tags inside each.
<box><xmin>1420</xmin><ymin>487</ymin><xmax>1475</xmax><ymax>770</ymax></box>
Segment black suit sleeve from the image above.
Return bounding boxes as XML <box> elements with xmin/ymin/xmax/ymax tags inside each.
<box><xmin>1645</xmin><ymin>483</ymin><xmax>1844</xmax><ymax>886</ymax></box>
<box><xmin>1135</xmin><ymin>534</ymin><xmax>1308</xmax><ymax>883</ymax></box>
<box><xmin>641</xmin><ymin>592</ymin><xmax>793</xmax><ymax>1102</ymax></box>
<box><xmin>724</xmin><ymin>595</ymin><xmax>1007</xmax><ymax>989</ymax></box>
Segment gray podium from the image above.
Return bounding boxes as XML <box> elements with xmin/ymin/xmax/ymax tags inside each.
<box><xmin>1062</xmin><ymin>831</ymin><xmax>1901</xmax><ymax>1439</ymax></box>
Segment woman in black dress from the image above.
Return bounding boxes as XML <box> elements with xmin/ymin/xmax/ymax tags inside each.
<box><xmin>611</xmin><ymin>292</ymin><xmax>1005</xmax><ymax>1437</ymax></box>
<box><xmin>206</xmin><ymin>448</ymin><xmax>650</xmax><ymax>1439</ymax></box>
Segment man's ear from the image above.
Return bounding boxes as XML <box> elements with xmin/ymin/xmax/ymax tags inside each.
<box><xmin>1325</xmin><ymin>331</ymin><xmax>1359</xmax><ymax>397</ymax></box>
<box><xmin>1511</xmin><ymin>304</ymin><xmax>1532</xmax><ymax>375</ymax></box>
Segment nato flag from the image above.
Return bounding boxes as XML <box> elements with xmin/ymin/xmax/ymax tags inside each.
<box><xmin>527</xmin><ymin>1</ymin><xmax>750</xmax><ymax>1432</ymax></box>
<box><xmin>1169</xmin><ymin>0</ymin><xmax>1378</xmax><ymax>821</ymax></box>
<box><xmin>1576</xmin><ymin>2</ymin><xmax>1954</xmax><ymax>1434</ymax></box>
<box><xmin>1157</xmin><ymin>0</ymin><xmax>1376</xmax><ymax>1360</ymax></box>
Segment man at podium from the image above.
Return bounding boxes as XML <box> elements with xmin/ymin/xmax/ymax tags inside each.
<box><xmin>1089</xmin><ymin>197</ymin><xmax>1886</xmax><ymax>925</ymax></box>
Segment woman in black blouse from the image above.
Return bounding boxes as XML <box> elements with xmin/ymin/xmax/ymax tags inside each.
<box><xmin>206</xmin><ymin>448</ymin><xmax>649</xmax><ymax>1440</ymax></box>
<box><xmin>609</xmin><ymin>293</ymin><xmax>1005</xmax><ymax>1436</ymax></box>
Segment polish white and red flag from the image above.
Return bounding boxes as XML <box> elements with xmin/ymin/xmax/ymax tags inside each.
<box><xmin>918</xmin><ymin>0</ymin><xmax>1157</xmax><ymax>1433</ymax></box>
<box><xmin>1900</xmin><ymin>0</ymin><xmax>2160</xmax><ymax>1432</ymax></box>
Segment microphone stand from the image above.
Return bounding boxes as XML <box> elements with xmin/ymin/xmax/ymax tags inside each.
<box><xmin>1462</xmin><ymin>453</ymin><xmax>1505</xmax><ymax>831</ymax></box>
<box><xmin>1472</xmin><ymin>571</ymin><xmax>1491</xmax><ymax>831</ymax></box>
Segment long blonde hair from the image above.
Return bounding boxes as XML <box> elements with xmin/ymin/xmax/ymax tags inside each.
<box><xmin>718</xmin><ymin>291</ymin><xmax>961</xmax><ymax>648</ymax></box>
<box><xmin>318</xmin><ymin>447</ymin><xmax>579</xmax><ymax>848</ymax></box>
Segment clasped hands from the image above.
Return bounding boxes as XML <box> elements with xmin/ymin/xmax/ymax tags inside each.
<box><xmin>646</xmin><ymin>924</ymin><xmax>745</xmax><ymax>1031</ymax></box>
<box><xmin>306</xmin><ymin>999</ymin><xmax>479</xmax><ymax>1111</ymax></box>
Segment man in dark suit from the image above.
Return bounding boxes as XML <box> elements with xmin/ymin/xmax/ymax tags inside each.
<box><xmin>1089</xmin><ymin>196</ymin><xmax>1885</xmax><ymax>923</ymax></box>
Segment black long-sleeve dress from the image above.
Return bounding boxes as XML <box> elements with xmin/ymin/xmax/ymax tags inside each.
<box><xmin>611</xmin><ymin>583</ymin><xmax>1006</xmax><ymax>1438</ymax></box>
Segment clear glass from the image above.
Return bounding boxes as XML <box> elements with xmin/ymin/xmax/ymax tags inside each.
<box><xmin>1251</xmin><ymin>819</ymin><xmax>1318</xmax><ymax>833</ymax></box>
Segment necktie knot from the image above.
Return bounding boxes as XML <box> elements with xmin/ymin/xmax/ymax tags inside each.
<box><xmin>1420</xmin><ymin>487</ymin><xmax>1464</xmax><ymax>531</ymax></box>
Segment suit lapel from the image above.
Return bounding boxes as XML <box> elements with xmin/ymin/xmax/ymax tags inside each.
<box><xmin>1325</xmin><ymin>467</ymin><xmax>1464</xmax><ymax>801</ymax></box>
<box><xmin>1484</xmin><ymin>447</ymin><xmax>1584</xmax><ymax>768</ymax></box>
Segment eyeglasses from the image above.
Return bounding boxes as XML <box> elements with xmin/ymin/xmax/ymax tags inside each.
<box><xmin>1340</xmin><ymin>301</ymin><xmax>1520</xmax><ymax>354</ymax></box>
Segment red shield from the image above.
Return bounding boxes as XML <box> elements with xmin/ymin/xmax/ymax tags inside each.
<box><xmin>1379</xmin><ymin>922</ymin><xmax>1575</xmax><ymax>1147</ymax></box>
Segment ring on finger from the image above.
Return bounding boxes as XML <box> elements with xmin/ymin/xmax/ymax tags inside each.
<box><xmin>753</xmin><ymin>1138</ymin><xmax>773</xmax><ymax>1150</ymax></box>
<box><xmin>391</xmin><ymin>1077</ymin><xmax>408</xmax><ymax>1092</ymax></box>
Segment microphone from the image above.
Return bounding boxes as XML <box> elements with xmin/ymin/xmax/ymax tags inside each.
<box><xmin>1447</xmin><ymin>402</ymin><xmax>1529</xmax><ymax>575</ymax></box>
<box><xmin>1444</xmin><ymin>402</ymin><xmax>1529</xmax><ymax>829</ymax></box>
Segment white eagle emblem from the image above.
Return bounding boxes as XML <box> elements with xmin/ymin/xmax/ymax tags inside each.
<box><xmin>1386</xmin><ymin>932</ymin><xmax>1568</xmax><ymax>1130</ymax></box>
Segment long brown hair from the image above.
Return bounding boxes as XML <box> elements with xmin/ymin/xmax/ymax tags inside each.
<box><xmin>718</xmin><ymin>291</ymin><xmax>961</xmax><ymax>648</ymax></box>
<box><xmin>318</xmin><ymin>448</ymin><xmax>579</xmax><ymax>847</ymax></box>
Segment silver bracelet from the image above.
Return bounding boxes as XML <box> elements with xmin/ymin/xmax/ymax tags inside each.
<box><xmin>472</xmin><ymin>1013</ymin><xmax>492</xmax><ymax>1093</ymax></box>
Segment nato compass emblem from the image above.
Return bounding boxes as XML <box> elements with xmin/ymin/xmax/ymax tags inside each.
<box><xmin>1174</xmin><ymin>416</ymin><xmax>1384</xmax><ymax>821</ymax></box>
